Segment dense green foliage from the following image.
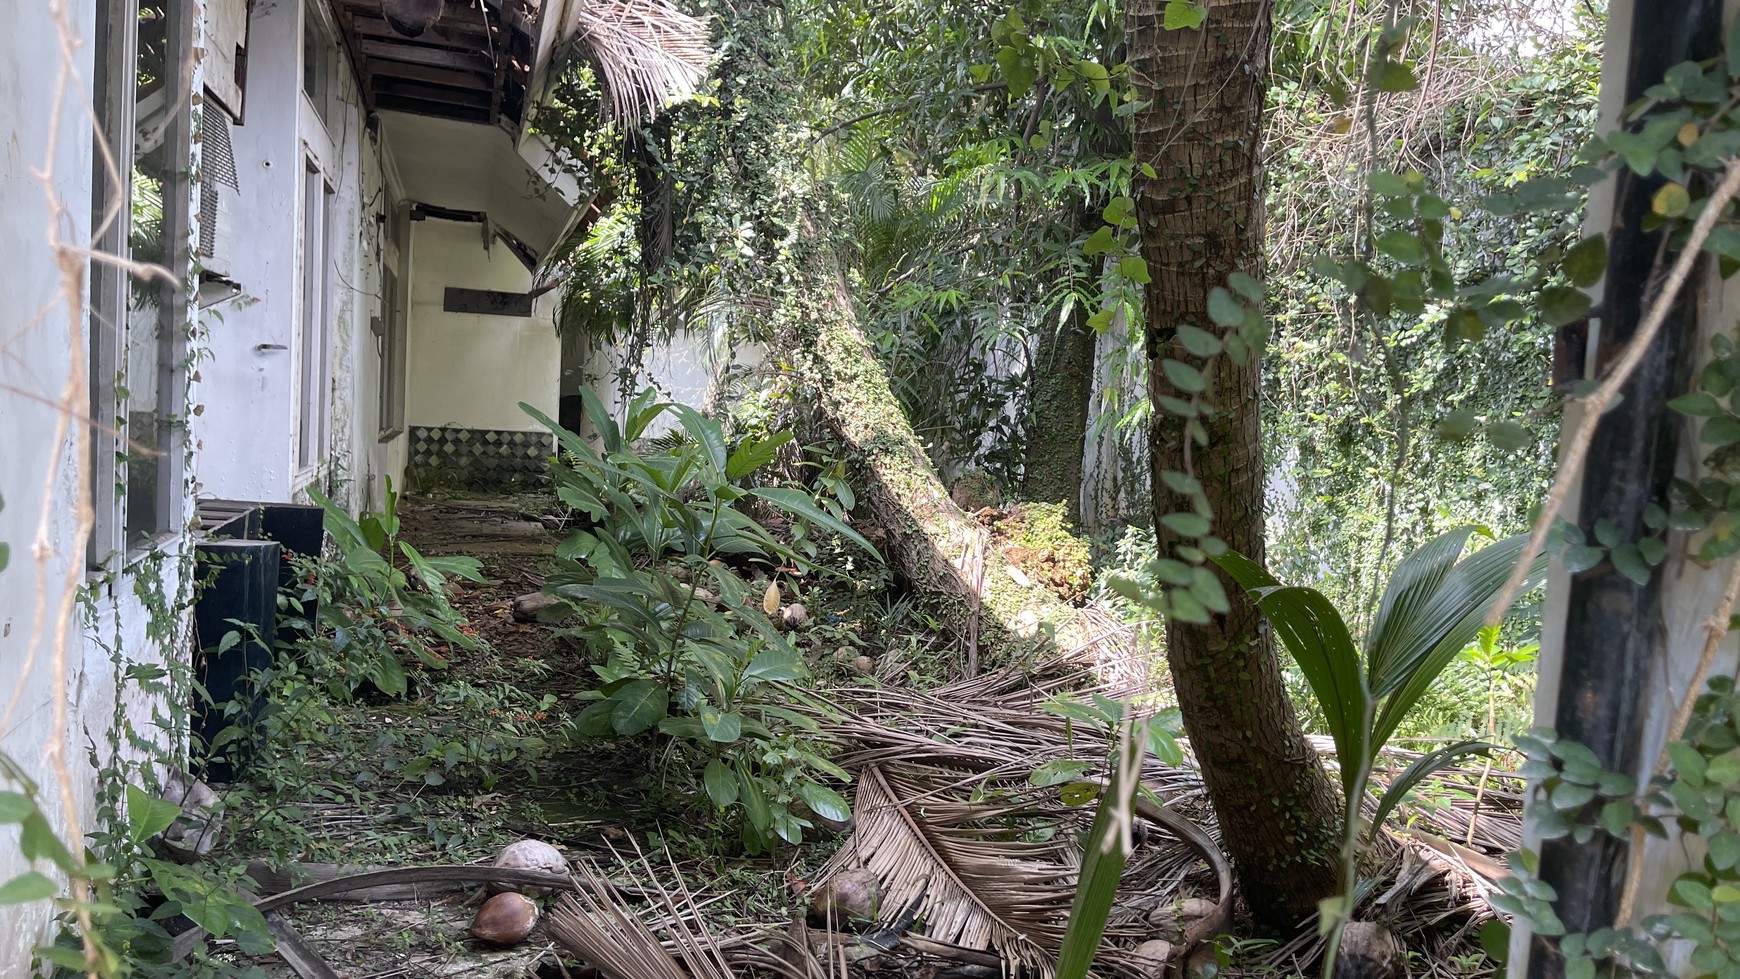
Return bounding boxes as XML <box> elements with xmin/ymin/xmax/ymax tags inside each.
<box><xmin>1263</xmin><ymin>3</ymin><xmax>1602</xmax><ymax>617</ymax></box>
<box><xmin>531</xmin><ymin>390</ymin><xmax>871</xmax><ymax>852</ymax></box>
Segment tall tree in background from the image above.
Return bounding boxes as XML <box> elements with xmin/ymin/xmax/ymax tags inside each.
<box><xmin>1128</xmin><ymin>0</ymin><xmax>1343</xmax><ymax>928</ymax></box>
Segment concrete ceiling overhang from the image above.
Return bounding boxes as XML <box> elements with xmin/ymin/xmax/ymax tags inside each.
<box><xmin>379</xmin><ymin>110</ymin><xmax>581</xmax><ymax>261</ymax></box>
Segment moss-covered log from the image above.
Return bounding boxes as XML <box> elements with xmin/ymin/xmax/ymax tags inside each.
<box><xmin>786</xmin><ymin>223</ymin><xmax>1096</xmax><ymax>671</ymax></box>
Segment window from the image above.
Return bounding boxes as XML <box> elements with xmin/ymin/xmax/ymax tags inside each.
<box><xmin>88</xmin><ymin>0</ymin><xmax>192</xmax><ymax>560</ymax></box>
<box><xmin>301</xmin><ymin>11</ymin><xmax>338</xmax><ymax>131</ymax></box>
<box><xmin>377</xmin><ymin>205</ymin><xmax>408</xmax><ymax>439</ymax></box>
<box><xmin>296</xmin><ymin>162</ymin><xmax>335</xmax><ymax>473</ymax></box>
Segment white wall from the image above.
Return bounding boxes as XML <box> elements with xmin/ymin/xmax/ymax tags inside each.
<box><xmin>406</xmin><ymin>218</ymin><xmax>561</xmax><ymax>433</ymax></box>
<box><xmin>195</xmin><ymin>0</ymin><xmax>398</xmax><ymax>515</ymax></box>
<box><xmin>193</xmin><ymin>0</ymin><xmax>301</xmax><ymax>504</ymax></box>
<box><xmin>0</xmin><ymin>0</ymin><xmax>191</xmax><ymax>968</ymax></box>
<box><xmin>0</xmin><ymin>0</ymin><xmax>97</xmax><ymax>964</ymax></box>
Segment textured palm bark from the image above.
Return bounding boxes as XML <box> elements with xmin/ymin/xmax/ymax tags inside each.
<box><xmin>1127</xmin><ymin>0</ymin><xmax>1344</xmax><ymax>929</ymax></box>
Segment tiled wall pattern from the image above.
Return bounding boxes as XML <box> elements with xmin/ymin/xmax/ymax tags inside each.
<box><xmin>406</xmin><ymin>426</ymin><xmax>552</xmax><ymax>490</ymax></box>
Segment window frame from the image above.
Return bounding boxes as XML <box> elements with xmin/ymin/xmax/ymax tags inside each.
<box><xmin>88</xmin><ymin>0</ymin><xmax>194</xmax><ymax>568</ymax></box>
<box><xmin>294</xmin><ymin>159</ymin><xmax>336</xmax><ymax>481</ymax></box>
<box><xmin>377</xmin><ymin>203</ymin><xmax>409</xmax><ymax>441</ymax></box>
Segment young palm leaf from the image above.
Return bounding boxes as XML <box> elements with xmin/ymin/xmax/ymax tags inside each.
<box><xmin>1366</xmin><ymin>531</ymin><xmax>1545</xmax><ymax>751</ymax></box>
<box><xmin>1217</xmin><ymin>551</ymin><xmax>1369</xmax><ymax>797</ymax></box>
<box><xmin>1216</xmin><ymin>529</ymin><xmax>1545</xmax><ymax>781</ymax></box>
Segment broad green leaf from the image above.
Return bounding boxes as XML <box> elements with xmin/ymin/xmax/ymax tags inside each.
<box><xmin>1146</xmin><ymin>722</ymin><xmax>1184</xmax><ymax>766</ymax></box>
<box><xmin>0</xmin><ymin>792</ymin><xmax>35</xmax><ymax>823</ymax></box>
<box><xmin>1216</xmin><ymin>552</ymin><xmax>1367</xmax><ymax>793</ymax></box>
<box><xmin>307</xmin><ymin>487</ymin><xmax>369</xmax><ymax>552</ymax></box>
<box><xmin>609</xmin><ymin>680</ymin><xmax>669</xmax><ymax>735</ymax></box>
<box><xmin>1207</xmin><ymin>288</ymin><xmax>1245</xmax><ymax>328</ymax></box>
<box><xmin>0</xmin><ymin>871</ymin><xmax>56</xmax><ymax>906</ymax></box>
<box><xmin>1561</xmin><ymin>235</ymin><xmax>1608</xmax><ymax>288</ymax></box>
<box><xmin>1161</xmin><ymin>359</ymin><xmax>1206</xmax><ymax>394</ymax></box>
<box><xmin>1710</xmin><ymin>751</ymin><xmax>1740</xmax><ymax>786</ymax></box>
<box><xmin>1610</xmin><ymin>543</ymin><xmax>1651</xmax><ymax>585</ymax></box>
<box><xmin>1539</xmin><ymin>286</ymin><xmax>1592</xmax><ymax>327</ymax></box>
<box><xmin>1226</xmin><ymin>271</ymin><xmax>1263</xmax><ymax>304</ymax></box>
<box><xmin>1670</xmin><ymin>392</ymin><xmax>1725</xmax><ymax>417</ymax></box>
<box><xmin>1371</xmin><ymin>741</ymin><xmax>1495</xmax><ymax>836</ymax></box>
<box><xmin>704</xmin><ymin>759</ymin><xmax>739</xmax><ymax>807</ymax></box>
<box><xmin>667</xmin><ymin>404</ymin><xmax>729</xmax><ymax>473</ymax></box>
<box><xmin>995</xmin><ymin>45</ymin><xmax>1036</xmax><ymax>97</ymax></box>
<box><xmin>572</xmin><ymin>700</ymin><xmax>615</xmax><ymax>737</ymax></box>
<box><xmin>1055</xmin><ymin>720</ymin><xmax>1143</xmax><ymax>979</ymax></box>
<box><xmin>367</xmin><ymin>649</ymin><xmax>408</xmax><ymax>696</ymax></box>
<box><xmin>1363</xmin><ymin>527</ymin><xmax>1472</xmax><ymax>691</ymax></box>
<box><xmin>1436</xmin><ymin>409</ymin><xmax>1479</xmax><ymax>440</ymax></box>
<box><xmin>1375</xmin><ymin>230</ymin><xmax>1424</xmax><ymax>264</ymax></box>
<box><xmin>699</xmin><ymin>707</ymin><xmax>743</xmax><ymax>744</ymax></box>
<box><xmin>749</xmin><ymin>487</ymin><xmax>879</xmax><ymax>559</ymax></box>
<box><xmin>1083</xmin><ymin>226</ymin><xmax>1119</xmax><ymax>257</ymax></box>
<box><xmin>1371</xmin><ymin>533</ymin><xmax>1547</xmax><ymax>751</ymax></box>
<box><xmin>126</xmin><ymin>784</ymin><xmax>182</xmax><ymax>845</ymax></box>
<box><xmin>1368</xmin><ymin>171</ymin><xmax>1411</xmax><ymax>198</ymax></box>
<box><xmin>736</xmin><ymin>762</ymin><xmax>772</xmax><ymax>831</ymax></box>
<box><xmin>20</xmin><ymin>813</ymin><xmax>75</xmax><ymax>871</ymax></box>
<box><xmin>1487</xmin><ymin>421</ymin><xmax>1532</xmax><ymax>452</ymax></box>
<box><xmin>1479</xmin><ymin>920</ymin><xmax>1511</xmax><ymax>966</ymax></box>
<box><xmin>1059</xmin><ymin>783</ymin><xmax>1100</xmax><ymax>806</ymax></box>
<box><xmin>1176</xmin><ymin>325</ymin><xmax>1222</xmax><ymax>357</ymax></box>
<box><xmin>1703</xmin><ymin>415</ymin><xmax>1740</xmax><ymax>446</ymax></box>
<box><xmin>1161</xmin><ymin>0</ymin><xmax>1206</xmax><ymax>30</ymax></box>
<box><xmin>1562</xmin><ymin>544</ymin><xmax>1604</xmax><ymax>573</ymax></box>
<box><xmin>726</xmin><ymin>431</ymin><xmax>794</xmax><ymax>481</ymax></box>
<box><xmin>743</xmin><ymin>648</ymin><xmax>807</xmax><ymax>683</ymax></box>
<box><xmin>1372</xmin><ymin>58</ymin><xmax>1419</xmax><ymax>92</ymax></box>
<box><xmin>1030</xmin><ymin>759</ymin><xmax>1096</xmax><ymax>787</ymax></box>
<box><xmin>1119</xmin><ymin>255</ymin><xmax>1152</xmax><ymax>284</ymax></box>
<box><xmin>798</xmin><ymin>783</ymin><xmax>851</xmax><ymax>824</ymax></box>
<box><xmin>1160</xmin><ymin>512</ymin><xmax>1211</xmax><ymax>537</ymax></box>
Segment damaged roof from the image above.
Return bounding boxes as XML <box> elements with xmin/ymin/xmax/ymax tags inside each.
<box><xmin>329</xmin><ymin>0</ymin><xmax>713</xmax><ymax>131</ymax></box>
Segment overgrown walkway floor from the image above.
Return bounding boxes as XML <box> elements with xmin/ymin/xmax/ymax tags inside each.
<box><xmin>205</xmin><ymin>493</ymin><xmax>1518</xmax><ymax>979</ymax></box>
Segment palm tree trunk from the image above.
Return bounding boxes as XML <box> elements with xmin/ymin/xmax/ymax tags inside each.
<box><xmin>1127</xmin><ymin>0</ymin><xmax>1344</xmax><ymax>930</ymax></box>
<box><xmin>790</xmin><ymin>218</ymin><xmax>1100</xmax><ymax>673</ymax></box>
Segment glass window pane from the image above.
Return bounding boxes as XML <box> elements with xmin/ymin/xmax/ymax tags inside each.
<box><xmin>124</xmin><ymin>0</ymin><xmax>179</xmax><ymax>544</ymax></box>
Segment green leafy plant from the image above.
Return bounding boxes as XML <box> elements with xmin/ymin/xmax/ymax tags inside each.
<box><xmin>1215</xmin><ymin>527</ymin><xmax>1545</xmax><ymax>817</ymax></box>
<box><xmin>1031</xmin><ymin>696</ymin><xmax>1184</xmax><ymax>979</ymax></box>
<box><xmin>526</xmin><ymin>389</ymin><xmax>879</xmax><ymax>851</ymax></box>
<box><xmin>32</xmin><ymin>775</ymin><xmax>273</xmax><ymax>975</ymax></box>
<box><xmin>302</xmin><ymin>479</ymin><xmax>486</xmax><ymax>697</ymax></box>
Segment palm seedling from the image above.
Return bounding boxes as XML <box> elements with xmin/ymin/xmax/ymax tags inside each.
<box><xmin>1215</xmin><ymin>526</ymin><xmax>1547</xmax><ymax>835</ymax></box>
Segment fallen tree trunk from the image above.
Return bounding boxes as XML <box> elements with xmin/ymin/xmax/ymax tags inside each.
<box><xmin>783</xmin><ymin>221</ymin><xmax>1108</xmax><ymax>674</ymax></box>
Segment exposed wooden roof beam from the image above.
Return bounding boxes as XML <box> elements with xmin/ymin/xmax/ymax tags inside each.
<box><xmin>351</xmin><ymin>14</ymin><xmax>492</xmax><ymax>49</ymax></box>
<box><xmin>369</xmin><ymin>60</ymin><xmax>493</xmax><ymax>89</ymax></box>
<box><xmin>373</xmin><ymin>76</ymin><xmax>494</xmax><ymax>106</ymax></box>
<box><xmin>360</xmin><ymin>38</ymin><xmax>496</xmax><ymax>71</ymax></box>
<box><xmin>375</xmin><ymin>92</ymin><xmax>493</xmax><ymax>123</ymax></box>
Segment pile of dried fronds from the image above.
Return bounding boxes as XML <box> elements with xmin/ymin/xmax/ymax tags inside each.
<box><xmin>534</xmin><ymin>655</ymin><xmax>1523</xmax><ymax>979</ymax></box>
<box><xmin>803</xmin><ymin>662</ymin><xmax>1523</xmax><ymax>977</ymax></box>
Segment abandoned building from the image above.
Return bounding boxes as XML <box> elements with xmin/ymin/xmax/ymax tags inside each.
<box><xmin>0</xmin><ymin>0</ymin><xmax>708</xmax><ymax>967</ymax></box>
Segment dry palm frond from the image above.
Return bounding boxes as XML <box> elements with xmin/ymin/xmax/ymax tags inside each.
<box><xmin>565</xmin><ymin>0</ymin><xmax>713</xmax><ymax>124</ymax></box>
<box><xmin>815</xmin><ymin>764</ymin><xmax>1084</xmax><ymax>976</ymax></box>
<box><xmin>545</xmin><ymin>851</ymin><xmax>734</xmax><ymax>979</ymax></box>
